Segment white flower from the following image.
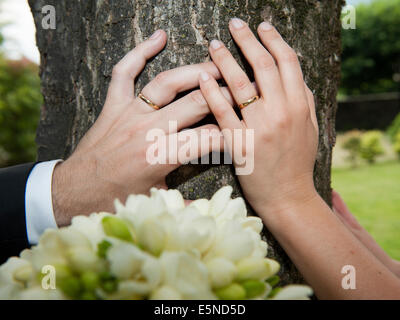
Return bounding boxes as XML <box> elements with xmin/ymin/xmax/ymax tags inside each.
<box><xmin>236</xmin><ymin>257</ymin><xmax>280</xmax><ymax>281</ymax></box>
<box><xmin>204</xmin><ymin>220</ymin><xmax>255</xmax><ymax>262</ymax></box>
<box><xmin>206</xmin><ymin>257</ymin><xmax>237</xmax><ymax>289</ymax></box>
<box><xmin>0</xmin><ymin>257</ymin><xmax>30</xmax><ymax>299</ymax></box>
<box><xmin>150</xmin><ymin>285</ymin><xmax>182</xmax><ymax>300</ymax></box>
<box><xmin>157</xmin><ymin>251</ymin><xmax>216</xmax><ymax>300</ymax></box>
<box><xmin>272</xmin><ymin>285</ymin><xmax>313</xmax><ymax>300</ymax></box>
<box><xmin>107</xmin><ymin>242</ymin><xmax>149</xmax><ymax>279</ymax></box>
<box><xmin>0</xmin><ymin>186</ymin><xmax>313</xmax><ymax>300</ymax></box>
<box><xmin>18</xmin><ymin>287</ymin><xmax>65</xmax><ymax>300</ymax></box>
<box><xmin>69</xmin><ymin>212</ymin><xmax>111</xmax><ymax>248</ymax></box>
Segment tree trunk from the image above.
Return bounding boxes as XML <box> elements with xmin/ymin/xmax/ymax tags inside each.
<box><xmin>29</xmin><ymin>0</ymin><xmax>343</xmax><ymax>285</ymax></box>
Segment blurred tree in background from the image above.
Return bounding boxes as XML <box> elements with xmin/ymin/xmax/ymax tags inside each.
<box><xmin>341</xmin><ymin>0</ymin><xmax>400</xmax><ymax>95</ymax></box>
<box><xmin>0</xmin><ymin>31</ymin><xmax>41</xmax><ymax>166</ymax></box>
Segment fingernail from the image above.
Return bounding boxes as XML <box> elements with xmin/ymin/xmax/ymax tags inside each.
<box><xmin>200</xmin><ymin>71</ymin><xmax>210</xmax><ymax>81</ymax></box>
<box><xmin>231</xmin><ymin>18</ymin><xmax>244</xmax><ymax>29</ymax></box>
<box><xmin>260</xmin><ymin>21</ymin><xmax>272</xmax><ymax>31</ymax></box>
<box><xmin>210</xmin><ymin>39</ymin><xmax>222</xmax><ymax>50</ymax></box>
<box><xmin>149</xmin><ymin>29</ymin><xmax>162</xmax><ymax>40</ymax></box>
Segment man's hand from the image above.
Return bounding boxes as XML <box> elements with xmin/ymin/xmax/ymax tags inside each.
<box><xmin>52</xmin><ymin>29</ymin><xmax>230</xmax><ymax>226</ymax></box>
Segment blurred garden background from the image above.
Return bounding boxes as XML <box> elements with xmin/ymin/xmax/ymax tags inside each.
<box><xmin>0</xmin><ymin>0</ymin><xmax>399</xmax><ymax>259</ymax></box>
<box><xmin>333</xmin><ymin>0</ymin><xmax>400</xmax><ymax>260</ymax></box>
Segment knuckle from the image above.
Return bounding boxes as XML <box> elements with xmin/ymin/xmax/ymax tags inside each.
<box><xmin>111</xmin><ymin>64</ymin><xmax>124</xmax><ymax>78</ymax></box>
<box><xmin>274</xmin><ymin>113</ymin><xmax>291</xmax><ymax>129</ymax></box>
<box><xmin>255</xmin><ymin>54</ymin><xmax>276</xmax><ymax>70</ymax></box>
<box><xmin>281</xmin><ymin>48</ymin><xmax>299</xmax><ymax>64</ymax></box>
<box><xmin>213</xmin><ymin>105</ymin><xmax>228</xmax><ymax>119</ymax></box>
<box><xmin>232</xmin><ymin>75</ymin><xmax>251</xmax><ymax>91</ymax></box>
<box><xmin>153</xmin><ymin>71</ymin><xmax>169</xmax><ymax>88</ymax></box>
<box><xmin>188</xmin><ymin>90</ymin><xmax>206</xmax><ymax>105</ymax></box>
<box><xmin>260</xmin><ymin>129</ymin><xmax>273</xmax><ymax>143</ymax></box>
<box><xmin>299</xmin><ymin>102</ymin><xmax>310</xmax><ymax>115</ymax></box>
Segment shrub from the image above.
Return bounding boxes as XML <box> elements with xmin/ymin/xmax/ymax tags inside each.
<box><xmin>387</xmin><ymin>113</ymin><xmax>400</xmax><ymax>142</ymax></box>
<box><xmin>359</xmin><ymin>130</ymin><xmax>384</xmax><ymax>163</ymax></box>
<box><xmin>0</xmin><ymin>56</ymin><xmax>41</xmax><ymax>166</ymax></box>
<box><xmin>394</xmin><ymin>131</ymin><xmax>400</xmax><ymax>159</ymax></box>
<box><xmin>342</xmin><ymin>130</ymin><xmax>362</xmax><ymax>167</ymax></box>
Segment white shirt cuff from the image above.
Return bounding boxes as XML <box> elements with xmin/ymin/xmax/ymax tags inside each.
<box><xmin>25</xmin><ymin>160</ymin><xmax>62</xmax><ymax>244</ymax></box>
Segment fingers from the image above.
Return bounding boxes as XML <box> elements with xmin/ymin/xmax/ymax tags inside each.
<box><xmin>332</xmin><ymin>190</ymin><xmax>362</xmax><ymax>230</ymax></box>
<box><xmin>305</xmin><ymin>83</ymin><xmax>318</xmax><ymax>131</ymax></box>
<box><xmin>208</xmin><ymin>39</ymin><xmax>258</xmax><ymax>107</ymax></box>
<box><xmin>158</xmin><ymin>86</ymin><xmax>236</xmax><ymax>133</ymax></box>
<box><xmin>177</xmin><ymin>124</ymin><xmax>224</xmax><ymax>163</ymax></box>
<box><xmin>166</xmin><ymin>124</ymin><xmax>224</xmax><ymax>170</ymax></box>
<box><xmin>228</xmin><ymin>18</ymin><xmax>284</xmax><ymax>102</ymax></box>
<box><xmin>107</xmin><ymin>30</ymin><xmax>167</xmax><ymax>104</ymax></box>
<box><xmin>136</xmin><ymin>62</ymin><xmax>222</xmax><ymax>113</ymax></box>
<box><xmin>257</xmin><ymin>22</ymin><xmax>307</xmax><ymax>104</ymax></box>
<box><xmin>198</xmin><ymin>72</ymin><xmax>242</xmax><ymax>132</ymax></box>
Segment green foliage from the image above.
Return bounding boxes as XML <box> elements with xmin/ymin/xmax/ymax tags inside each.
<box><xmin>359</xmin><ymin>130</ymin><xmax>384</xmax><ymax>163</ymax></box>
<box><xmin>0</xmin><ymin>54</ymin><xmax>41</xmax><ymax>166</ymax></box>
<box><xmin>393</xmin><ymin>131</ymin><xmax>400</xmax><ymax>158</ymax></box>
<box><xmin>340</xmin><ymin>0</ymin><xmax>400</xmax><ymax>95</ymax></box>
<box><xmin>342</xmin><ymin>130</ymin><xmax>362</xmax><ymax>167</ymax></box>
<box><xmin>332</xmin><ymin>161</ymin><xmax>400</xmax><ymax>260</ymax></box>
<box><xmin>387</xmin><ymin>112</ymin><xmax>400</xmax><ymax>142</ymax></box>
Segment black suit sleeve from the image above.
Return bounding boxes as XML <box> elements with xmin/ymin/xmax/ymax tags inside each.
<box><xmin>0</xmin><ymin>163</ymin><xmax>36</xmax><ymax>264</ymax></box>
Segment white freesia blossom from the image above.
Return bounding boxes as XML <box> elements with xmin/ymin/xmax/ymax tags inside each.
<box><xmin>0</xmin><ymin>186</ymin><xmax>313</xmax><ymax>300</ymax></box>
<box><xmin>272</xmin><ymin>285</ymin><xmax>314</xmax><ymax>300</ymax></box>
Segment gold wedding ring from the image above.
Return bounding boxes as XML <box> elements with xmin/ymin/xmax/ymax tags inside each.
<box><xmin>138</xmin><ymin>92</ymin><xmax>160</xmax><ymax>110</ymax></box>
<box><xmin>238</xmin><ymin>95</ymin><xmax>259</xmax><ymax>110</ymax></box>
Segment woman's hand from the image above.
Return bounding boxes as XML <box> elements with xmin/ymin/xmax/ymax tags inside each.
<box><xmin>52</xmin><ymin>29</ymin><xmax>232</xmax><ymax>226</ymax></box>
<box><xmin>200</xmin><ymin>19</ymin><xmax>400</xmax><ymax>299</ymax></box>
<box><xmin>199</xmin><ymin>18</ymin><xmax>319</xmax><ymax>217</ymax></box>
<box><xmin>332</xmin><ymin>190</ymin><xmax>400</xmax><ymax>278</ymax></box>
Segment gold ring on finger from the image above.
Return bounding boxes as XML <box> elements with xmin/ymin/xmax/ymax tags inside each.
<box><xmin>238</xmin><ymin>95</ymin><xmax>259</xmax><ymax>110</ymax></box>
<box><xmin>138</xmin><ymin>92</ymin><xmax>160</xmax><ymax>110</ymax></box>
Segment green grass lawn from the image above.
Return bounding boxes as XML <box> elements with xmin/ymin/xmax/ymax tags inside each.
<box><xmin>332</xmin><ymin>161</ymin><xmax>400</xmax><ymax>260</ymax></box>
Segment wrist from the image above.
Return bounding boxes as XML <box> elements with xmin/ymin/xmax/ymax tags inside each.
<box><xmin>52</xmin><ymin>160</ymin><xmax>71</xmax><ymax>227</ymax></box>
<box><xmin>252</xmin><ymin>174</ymin><xmax>318</xmax><ymax>214</ymax></box>
<box><xmin>255</xmin><ymin>181</ymin><xmax>320</xmax><ymax>228</ymax></box>
<box><xmin>52</xmin><ymin>154</ymin><xmax>105</xmax><ymax>227</ymax></box>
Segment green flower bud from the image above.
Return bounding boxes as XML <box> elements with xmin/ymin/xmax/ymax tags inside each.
<box><xmin>55</xmin><ymin>264</ymin><xmax>73</xmax><ymax>279</ymax></box>
<box><xmin>58</xmin><ymin>276</ymin><xmax>82</xmax><ymax>299</ymax></box>
<box><xmin>101</xmin><ymin>216</ymin><xmax>134</xmax><ymax>243</ymax></box>
<box><xmin>80</xmin><ymin>291</ymin><xmax>97</xmax><ymax>300</ymax></box>
<box><xmin>99</xmin><ymin>271</ymin><xmax>118</xmax><ymax>293</ymax></box>
<box><xmin>266</xmin><ymin>275</ymin><xmax>280</xmax><ymax>287</ymax></box>
<box><xmin>97</xmin><ymin>240</ymin><xmax>112</xmax><ymax>258</ymax></box>
<box><xmin>267</xmin><ymin>287</ymin><xmax>282</xmax><ymax>299</ymax></box>
<box><xmin>81</xmin><ymin>271</ymin><xmax>99</xmax><ymax>291</ymax></box>
<box><xmin>241</xmin><ymin>279</ymin><xmax>266</xmax><ymax>299</ymax></box>
<box><xmin>102</xmin><ymin>279</ymin><xmax>118</xmax><ymax>293</ymax></box>
<box><xmin>215</xmin><ymin>283</ymin><xmax>246</xmax><ymax>300</ymax></box>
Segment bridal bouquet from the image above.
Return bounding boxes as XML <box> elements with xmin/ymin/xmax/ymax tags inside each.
<box><xmin>0</xmin><ymin>186</ymin><xmax>312</xmax><ymax>300</ymax></box>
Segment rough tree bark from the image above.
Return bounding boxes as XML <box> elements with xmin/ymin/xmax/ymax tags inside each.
<box><xmin>29</xmin><ymin>0</ymin><xmax>343</xmax><ymax>285</ymax></box>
